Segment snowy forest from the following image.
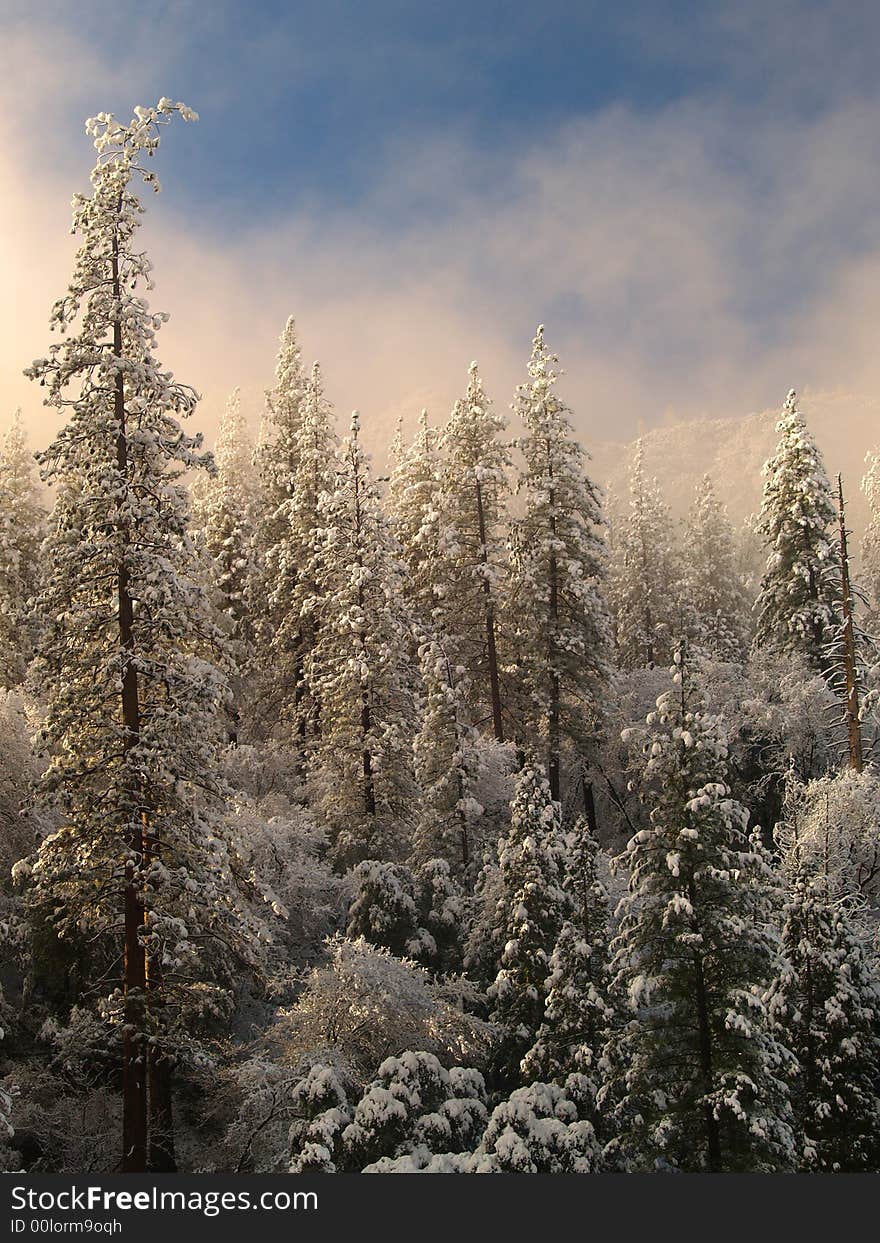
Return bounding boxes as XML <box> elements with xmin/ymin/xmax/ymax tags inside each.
<box><xmin>1</xmin><ymin>99</ymin><xmax>880</xmax><ymax>1177</ymax></box>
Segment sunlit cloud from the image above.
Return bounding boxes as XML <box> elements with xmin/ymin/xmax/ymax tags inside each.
<box><xmin>4</xmin><ymin>4</ymin><xmax>880</xmax><ymax>510</ymax></box>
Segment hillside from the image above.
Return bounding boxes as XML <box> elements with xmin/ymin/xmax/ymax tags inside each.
<box><xmin>590</xmin><ymin>389</ymin><xmax>880</xmax><ymax>541</ymax></box>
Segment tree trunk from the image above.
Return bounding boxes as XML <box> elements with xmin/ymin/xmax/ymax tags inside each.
<box><xmin>147</xmin><ymin>1045</ymin><xmax>177</xmax><ymax>1172</ymax></box>
<box><xmin>144</xmin><ymin>817</ymin><xmax>176</xmax><ymax>1173</ymax></box>
<box><xmin>113</xmin><ymin>225</ymin><xmax>149</xmax><ymax>1174</ymax></box>
<box><xmin>475</xmin><ymin>479</ymin><xmax>504</xmax><ymax>742</ymax></box>
<box><xmin>581</xmin><ymin>773</ymin><xmax>598</xmax><ymax>836</ymax></box>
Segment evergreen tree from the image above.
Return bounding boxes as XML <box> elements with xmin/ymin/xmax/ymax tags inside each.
<box><xmin>345</xmin><ymin>859</ymin><xmax>420</xmax><ymax>957</ymax></box>
<box><xmin>508</xmin><ymin>328</ymin><xmax>610</xmax><ymax>799</ymax></box>
<box><xmin>251</xmin><ymin>315</ymin><xmax>307</xmax><ymax>680</ymax></box>
<box><xmin>435</xmin><ymin>363</ymin><xmax>511</xmax><ymax>740</ymax></box>
<box><xmin>258</xmin><ymin>314</ymin><xmax>307</xmax><ymax>537</ymax></box>
<box><xmin>387</xmin><ymin>409</ymin><xmax>442</xmax><ymax>627</ymax></box>
<box><xmin>0</xmin><ymin>411</ymin><xmax>44</xmax><ymax>686</ymax></box>
<box><xmin>754</xmin><ymin>390</ymin><xmax>838</xmax><ymax>668</ymax></box>
<box><xmin>773</xmin><ymin>808</ymin><xmax>880</xmax><ymax>1171</ymax></box>
<box><xmin>306</xmin><ymin>413</ymin><xmax>418</xmax><ymax>866</ymax></box>
<box><xmin>521</xmin><ymin>816</ymin><xmax>613</xmax><ymax>1101</ymax></box>
<box><xmin>267</xmin><ymin>361</ymin><xmax>338</xmax><ymax>736</ymax></box>
<box><xmin>290</xmin><ymin>1053</ymin><xmax>488</xmax><ymax>1173</ymax></box>
<box><xmin>601</xmin><ymin>647</ymin><xmax>795</xmax><ymax>1171</ymax></box>
<box><xmin>193</xmin><ymin>388</ymin><xmax>258</xmax><ymax>671</ymax></box>
<box><xmin>487</xmin><ymin>764</ymin><xmax>568</xmax><ymax>1085</ymax></box>
<box><xmin>412</xmin><ymin>630</ymin><xmax>482</xmax><ymax>874</ymax></box>
<box><xmin>365</xmin><ymin>1073</ymin><xmax>600</xmax><ymax>1173</ymax></box>
<box><xmin>24</xmin><ymin>100</ymin><xmax>267</xmax><ymax>1172</ymax></box>
<box><xmin>682</xmin><ymin>475</ymin><xmax>749</xmax><ymax>661</ymax></box>
<box><xmin>609</xmin><ymin>438</ymin><xmax>682</xmax><ymax>671</ymax></box>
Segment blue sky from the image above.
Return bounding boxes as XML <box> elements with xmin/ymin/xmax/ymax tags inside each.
<box><xmin>4</xmin><ymin>1</ymin><xmax>880</xmax><ymax>454</ymax></box>
<box><xmin>8</xmin><ymin>1</ymin><xmax>874</xmax><ymax>216</ymax></box>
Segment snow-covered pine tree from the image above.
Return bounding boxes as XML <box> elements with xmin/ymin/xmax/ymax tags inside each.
<box><xmin>0</xmin><ymin>411</ymin><xmax>44</xmax><ymax>686</ymax></box>
<box><xmin>387</xmin><ymin>409</ymin><xmax>442</xmax><ymax>627</ymax></box>
<box><xmin>773</xmin><ymin>801</ymin><xmax>880</xmax><ymax>1171</ymax></box>
<box><xmin>266</xmin><ymin>361</ymin><xmax>338</xmax><ymax>737</ymax></box>
<box><xmin>290</xmin><ymin>1052</ymin><xmax>489</xmax><ymax>1173</ymax></box>
<box><xmin>861</xmin><ymin>447</ymin><xmax>880</xmax><ymax>632</ymax></box>
<box><xmin>435</xmin><ymin>363</ymin><xmax>511</xmax><ymax>741</ymax></box>
<box><xmin>258</xmin><ymin>314</ymin><xmax>307</xmax><ymax>543</ymax></box>
<box><xmin>193</xmin><ymin>388</ymin><xmax>258</xmax><ymax>675</ymax></box>
<box><xmin>754</xmin><ymin>390</ymin><xmax>838</xmax><ymax>669</ymax></box>
<box><xmin>601</xmin><ymin>646</ymin><xmax>795</xmax><ymax>1172</ymax></box>
<box><xmin>24</xmin><ymin>100</ymin><xmax>269</xmax><ymax>1173</ymax></box>
<box><xmin>682</xmin><ymin>475</ymin><xmax>749</xmax><ymax>661</ymax></box>
<box><xmin>508</xmin><ymin>328</ymin><xmax>610</xmax><ymax>799</ymax></box>
<box><xmin>305</xmin><ymin>413</ymin><xmax>418</xmax><ymax>866</ymax></box>
<box><xmin>412</xmin><ymin>630</ymin><xmax>482</xmax><ymax>874</ymax></box>
<box><xmin>364</xmin><ymin>1073</ymin><xmax>600</xmax><ymax>1173</ymax></box>
<box><xmin>609</xmin><ymin>438</ymin><xmax>682</xmax><ymax>671</ymax></box>
<box><xmin>487</xmin><ymin>764</ymin><xmax>568</xmax><ymax>1086</ymax></box>
<box><xmin>250</xmin><ymin>315</ymin><xmax>308</xmax><ymax>680</ymax></box>
<box><xmin>521</xmin><ymin>815</ymin><xmax>613</xmax><ymax>1104</ymax></box>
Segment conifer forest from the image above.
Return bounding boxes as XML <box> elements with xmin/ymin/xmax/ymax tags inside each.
<box><xmin>3</xmin><ymin>95</ymin><xmax>880</xmax><ymax>1179</ymax></box>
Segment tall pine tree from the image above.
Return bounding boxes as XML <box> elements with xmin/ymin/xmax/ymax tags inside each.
<box><xmin>601</xmin><ymin>646</ymin><xmax>795</xmax><ymax>1171</ymax></box>
<box><xmin>435</xmin><ymin>362</ymin><xmax>511</xmax><ymax>740</ymax></box>
<box><xmin>754</xmin><ymin>390</ymin><xmax>838</xmax><ymax>668</ymax></box>
<box><xmin>193</xmin><ymin>388</ymin><xmax>258</xmax><ymax>672</ymax></box>
<box><xmin>508</xmin><ymin>328</ymin><xmax>610</xmax><ymax>799</ymax></box>
<box><xmin>682</xmin><ymin>474</ymin><xmax>749</xmax><ymax>661</ymax></box>
<box><xmin>24</xmin><ymin>100</ymin><xmax>264</xmax><ymax>1172</ymax></box>
<box><xmin>267</xmin><ymin>360</ymin><xmax>338</xmax><ymax>738</ymax></box>
<box><xmin>521</xmin><ymin>815</ymin><xmax>614</xmax><ymax>1105</ymax></box>
<box><xmin>412</xmin><ymin>630</ymin><xmax>482</xmax><ymax>875</ymax></box>
<box><xmin>773</xmin><ymin>801</ymin><xmax>880</xmax><ymax>1171</ymax></box>
<box><xmin>387</xmin><ymin>409</ymin><xmax>442</xmax><ymax>628</ymax></box>
<box><xmin>486</xmin><ymin>764</ymin><xmax>568</xmax><ymax>1086</ymax></box>
<box><xmin>305</xmin><ymin>413</ymin><xmax>418</xmax><ymax>866</ymax></box>
<box><xmin>609</xmin><ymin>439</ymin><xmax>682</xmax><ymax>670</ymax></box>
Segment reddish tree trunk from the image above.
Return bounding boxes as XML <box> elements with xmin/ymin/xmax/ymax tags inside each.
<box><xmin>113</xmin><ymin>226</ymin><xmax>149</xmax><ymax>1174</ymax></box>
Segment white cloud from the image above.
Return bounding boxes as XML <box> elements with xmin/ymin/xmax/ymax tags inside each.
<box><xmin>5</xmin><ymin>10</ymin><xmax>880</xmax><ymax>474</ymax></box>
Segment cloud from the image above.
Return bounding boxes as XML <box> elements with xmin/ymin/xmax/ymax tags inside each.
<box><xmin>5</xmin><ymin>5</ymin><xmax>880</xmax><ymax>478</ymax></box>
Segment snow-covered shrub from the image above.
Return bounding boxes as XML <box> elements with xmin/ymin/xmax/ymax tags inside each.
<box><xmin>789</xmin><ymin>769</ymin><xmax>880</xmax><ymax>904</ymax></box>
<box><xmin>277</xmin><ymin>936</ymin><xmax>492</xmax><ymax>1085</ymax></box>
<box><xmin>211</xmin><ymin>1056</ymin><xmax>314</xmax><ymax>1174</ymax></box>
<box><xmin>219</xmin><ymin>740</ymin><xmax>306</xmax><ymax>806</ymax></box>
<box><xmin>346</xmin><ymin>858</ymin><xmax>467</xmax><ymax>972</ymax></box>
<box><xmin>772</xmin><ymin>831</ymin><xmax>880</xmax><ymax>1171</ymax></box>
<box><xmin>365</xmin><ymin>1072</ymin><xmax>600</xmax><ymax>1173</ymax></box>
<box><xmin>345</xmin><ymin>861</ymin><xmax>420</xmax><ymax>957</ymax></box>
<box><xmin>2</xmin><ymin>1054</ymin><xmax>118</xmax><ymax>1174</ymax></box>
<box><xmin>224</xmin><ymin>790</ymin><xmax>346</xmax><ymax>980</ymax></box>
<box><xmin>408</xmin><ymin>858</ymin><xmax>467</xmax><ymax>972</ymax></box>
<box><xmin>290</xmin><ymin>1051</ymin><xmax>488</xmax><ymax>1173</ymax></box>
